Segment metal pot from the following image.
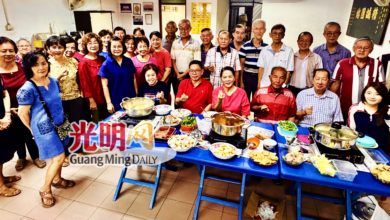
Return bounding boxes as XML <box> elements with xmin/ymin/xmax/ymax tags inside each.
<box><xmin>120</xmin><ymin>97</ymin><xmax>154</xmax><ymax>117</ymax></box>
<box><xmin>309</xmin><ymin>122</ymin><xmax>359</xmax><ymax>150</ymax></box>
<box><xmin>211</xmin><ymin>112</ymin><xmax>245</xmax><ymax>136</ymax></box>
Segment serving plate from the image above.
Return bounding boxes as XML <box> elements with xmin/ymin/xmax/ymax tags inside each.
<box><xmin>171</xmin><ymin>108</ymin><xmax>191</xmax><ymax>119</ymax></box>
<box><xmin>167</xmin><ymin>134</ymin><xmax>197</xmax><ymax>152</ymax></box>
<box><xmin>209</xmin><ymin>142</ymin><xmax>237</xmax><ymax>160</ymax></box>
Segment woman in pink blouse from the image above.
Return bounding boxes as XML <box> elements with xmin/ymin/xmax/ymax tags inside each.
<box><xmin>131</xmin><ymin>37</ymin><xmax>157</xmax><ymax>90</ymax></box>
<box><xmin>212</xmin><ymin>66</ymin><xmax>250</xmax><ymax>117</ymax></box>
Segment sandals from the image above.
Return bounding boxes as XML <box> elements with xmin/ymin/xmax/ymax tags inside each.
<box><xmin>3</xmin><ymin>175</ymin><xmax>21</xmax><ymax>184</ymax></box>
<box><xmin>62</xmin><ymin>157</ymin><xmax>70</xmax><ymax>167</ymax></box>
<box><xmin>51</xmin><ymin>178</ymin><xmax>76</xmax><ymax>189</ymax></box>
<box><xmin>33</xmin><ymin>159</ymin><xmax>47</xmax><ymax>168</ymax></box>
<box><xmin>15</xmin><ymin>159</ymin><xmax>27</xmax><ymax>171</ymax></box>
<box><xmin>39</xmin><ymin>191</ymin><xmax>55</xmax><ymax>208</ymax></box>
<box><xmin>0</xmin><ymin>186</ymin><xmax>21</xmax><ymax>197</ymax></box>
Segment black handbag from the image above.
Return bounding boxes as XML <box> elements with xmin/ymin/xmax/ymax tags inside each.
<box><xmin>29</xmin><ymin>80</ymin><xmax>71</xmax><ymax>141</ymax></box>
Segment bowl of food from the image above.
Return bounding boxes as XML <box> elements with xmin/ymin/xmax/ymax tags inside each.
<box><xmin>168</xmin><ymin>134</ymin><xmax>197</xmax><ymax>152</ymax></box>
<box><xmin>120</xmin><ymin>97</ymin><xmax>155</xmax><ymax>117</ymax></box>
<box><xmin>247</xmin><ymin>137</ymin><xmax>261</xmax><ymax>150</ymax></box>
<box><xmin>283</xmin><ymin>151</ymin><xmax>305</xmax><ymax>166</ymax></box>
<box><xmin>278</xmin><ymin>120</ymin><xmax>298</xmax><ymax>137</ymax></box>
<box><xmin>154</xmin><ymin>104</ymin><xmax>172</xmax><ymax>115</ymax></box>
<box><xmin>209</xmin><ymin>142</ymin><xmax>237</xmax><ymax>160</ymax></box>
<box><xmin>211</xmin><ymin>112</ymin><xmax>246</xmax><ymax>136</ymax></box>
<box><xmin>171</xmin><ymin>108</ymin><xmax>192</xmax><ymax>119</ymax></box>
<box><xmin>180</xmin><ymin>116</ymin><xmax>197</xmax><ymax>133</ymax></box>
<box><xmin>263</xmin><ymin>139</ymin><xmax>277</xmax><ymax>151</ymax></box>
<box><xmin>250</xmin><ymin>151</ymin><xmax>278</xmax><ymax>166</ymax></box>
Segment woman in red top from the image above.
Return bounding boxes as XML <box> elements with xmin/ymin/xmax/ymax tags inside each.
<box><xmin>0</xmin><ymin>36</ymin><xmax>45</xmax><ymax>170</ymax></box>
<box><xmin>78</xmin><ymin>33</ymin><xmax>107</xmax><ymax>122</ymax></box>
<box><xmin>212</xmin><ymin>66</ymin><xmax>250</xmax><ymax>117</ymax></box>
<box><xmin>150</xmin><ymin>31</ymin><xmax>172</xmax><ymax>83</ymax></box>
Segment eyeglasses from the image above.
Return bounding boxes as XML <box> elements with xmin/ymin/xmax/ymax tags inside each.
<box><xmin>355</xmin><ymin>46</ymin><xmax>371</xmax><ymax>51</ymax></box>
<box><xmin>325</xmin><ymin>32</ymin><xmax>340</xmax><ymax>36</ymax></box>
<box><xmin>189</xmin><ymin>69</ymin><xmax>202</xmax><ymax>74</ymax></box>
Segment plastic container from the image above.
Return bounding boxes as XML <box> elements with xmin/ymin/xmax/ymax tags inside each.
<box><xmin>331</xmin><ymin>159</ymin><xmax>358</xmax><ymax>182</ymax></box>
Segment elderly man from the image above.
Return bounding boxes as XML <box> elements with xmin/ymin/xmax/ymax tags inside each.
<box><xmin>313</xmin><ymin>22</ymin><xmax>351</xmax><ymax>74</ymax></box>
<box><xmin>175</xmin><ymin>60</ymin><xmax>212</xmax><ymax>114</ymax></box>
<box><xmin>171</xmin><ymin>19</ymin><xmax>201</xmax><ymax>94</ymax></box>
<box><xmin>289</xmin><ymin>32</ymin><xmax>323</xmax><ymax>96</ymax></box>
<box><xmin>200</xmin><ymin>28</ymin><xmax>214</xmax><ymax>80</ymax></box>
<box><xmin>296</xmin><ymin>69</ymin><xmax>343</xmax><ymax>127</ymax></box>
<box><xmin>162</xmin><ymin>21</ymin><xmax>178</xmax><ymax>53</ymax></box>
<box><xmin>205</xmin><ymin>30</ymin><xmax>241</xmax><ymax>88</ymax></box>
<box><xmin>330</xmin><ymin>37</ymin><xmax>385</xmax><ymax>118</ymax></box>
<box><xmin>257</xmin><ymin>24</ymin><xmax>294</xmax><ymax>88</ymax></box>
<box><xmin>251</xmin><ymin>67</ymin><xmax>296</xmax><ymax>124</ymax></box>
<box><xmin>230</xmin><ymin>24</ymin><xmax>246</xmax><ymax>51</ymax></box>
<box><xmin>239</xmin><ymin>19</ymin><xmax>268</xmax><ymax>99</ymax></box>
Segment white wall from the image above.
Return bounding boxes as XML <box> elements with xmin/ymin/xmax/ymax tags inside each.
<box><xmin>261</xmin><ymin>0</ymin><xmax>390</xmax><ymax>58</ymax></box>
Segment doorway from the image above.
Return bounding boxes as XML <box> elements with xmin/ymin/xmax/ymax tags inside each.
<box><xmin>160</xmin><ymin>4</ymin><xmax>186</xmax><ymax>38</ymax></box>
<box><xmin>74</xmin><ymin>11</ymin><xmax>113</xmax><ymax>33</ymax></box>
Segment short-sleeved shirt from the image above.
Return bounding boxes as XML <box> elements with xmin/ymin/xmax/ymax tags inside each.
<box><xmin>162</xmin><ymin>35</ymin><xmax>178</xmax><ymax>53</ymax></box>
<box><xmin>1</xmin><ymin>63</ymin><xmax>26</xmax><ymax>107</ymax></box>
<box><xmin>171</xmin><ymin>36</ymin><xmax>201</xmax><ymax>73</ymax></box>
<box><xmin>290</xmin><ymin>51</ymin><xmax>323</xmax><ymax>88</ymax></box>
<box><xmin>48</xmin><ymin>57</ymin><xmax>81</xmax><ymax>101</ymax></box>
<box><xmin>201</xmin><ymin>44</ymin><xmax>214</xmax><ymax>79</ymax></box>
<box><xmin>204</xmin><ymin>46</ymin><xmax>241</xmax><ymax>88</ymax></box>
<box><xmin>251</xmin><ymin>86</ymin><xmax>297</xmax><ymax>124</ymax></box>
<box><xmin>313</xmin><ymin>43</ymin><xmax>351</xmax><ymax>74</ymax></box>
<box><xmin>296</xmin><ymin>88</ymin><xmax>343</xmax><ymax>127</ymax></box>
<box><xmin>152</xmin><ymin>48</ymin><xmax>172</xmax><ymax>81</ymax></box>
<box><xmin>78</xmin><ymin>57</ymin><xmax>105</xmax><ymax>104</ymax></box>
<box><xmin>239</xmin><ymin>39</ymin><xmax>268</xmax><ymax>76</ymax></box>
<box><xmin>131</xmin><ymin>56</ymin><xmax>158</xmax><ymax>90</ymax></box>
<box><xmin>139</xmin><ymin>81</ymin><xmax>169</xmax><ymax>105</ymax></box>
<box><xmin>17</xmin><ymin>78</ymin><xmax>66</xmax><ymax>160</ymax></box>
<box><xmin>212</xmin><ymin>87</ymin><xmax>250</xmax><ymax>116</ymax></box>
<box><xmin>176</xmin><ymin>79</ymin><xmax>212</xmax><ymax>114</ymax></box>
<box><xmin>332</xmin><ymin>56</ymin><xmax>384</xmax><ymax>115</ymax></box>
<box><xmin>257</xmin><ymin>44</ymin><xmax>294</xmax><ymax>87</ymax></box>
<box><xmin>99</xmin><ymin>51</ymin><xmax>109</xmax><ymax>60</ymax></box>
<box><xmin>99</xmin><ymin>56</ymin><xmax>137</xmax><ymax>111</ymax></box>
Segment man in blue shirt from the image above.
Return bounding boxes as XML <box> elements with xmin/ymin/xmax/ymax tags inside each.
<box><xmin>313</xmin><ymin>22</ymin><xmax>351</xmax><ymax>75</ymax></box>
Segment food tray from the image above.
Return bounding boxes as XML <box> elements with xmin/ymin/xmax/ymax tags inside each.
<box><xmin>154</xmin><ymin>126</ymin><xmax>176</xmax><ymax>141</ymax></box>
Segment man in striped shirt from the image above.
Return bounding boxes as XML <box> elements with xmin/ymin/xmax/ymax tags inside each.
<box><xmin>239</xmin><ymin>19</ymin><xmax>268</xmax><ymax>99</ymax></box>
<box><xmin>205</xmin><ymin>30</ymin><xmax>241</xmax><ymax>89</ymax></box>
<box><xmin>330</xmin><ymin>37</ymin><xmax>384</xmax><ymax>118</ymax></box>
<box><xmin>296</xmin><ymin>68</ymin><xmax>343</xmax><ymax>127</ymax></box>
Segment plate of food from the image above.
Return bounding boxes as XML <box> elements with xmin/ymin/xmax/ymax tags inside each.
<box><xmin>171</xmin><ymin>108</ymin><xmax>192</xmax><ymax>119</ymax></box>
<box><xmin>160</xmin><ymin>115</ymin><xmax>181</xmax><ymax>126</ymax></box>
<box><xmin>283</xmin><ymin>151</ymin><xmax>305</xmax><ymax>166</ymax></box>
<box><xmin>209</xmin><ymin>142</ymin><xmax>237</xmax><ymax>160</ymax></box>
<box><xmin>167</xmin><ymin>134</ymin><xmax>197</xmax><ymax>152</ymax></box>
<box><xmin>154</xmin><ymin>126</ymin><xmax>176</xmax><ymax>141</ymax></box>
<box><xmin>180</xmin><ymin>116</ymin><xmax>197</xmax><ymax>133</ymax></box>
<box><xmin>250</xmin><ymin>151</ymin><xmax>278</xmax><ymax>166</ymax></box>
<box><xmin>371</xmin><ymin>164</ymin><xmax>390</xmax><ymax>185</ymax></box>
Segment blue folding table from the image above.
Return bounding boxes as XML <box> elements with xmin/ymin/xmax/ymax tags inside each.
<box><xmin>274</xmin><ymin>125</ymin><xmax>390</xmax><ymax>220</ymax></box>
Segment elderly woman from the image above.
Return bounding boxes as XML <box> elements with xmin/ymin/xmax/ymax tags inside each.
<box><xmin>131</xmin><ymin>37</ymin><xmax>157</xmax><ymax>90</ymax></box>
<box><xmin>0</xmin><ymin>78</ymin><xmax>21</xmax><ymax>197</ymax></box>
<box><xmin>212</xmin><ymin>66</ymin><xmax>250</xmax><ymax>117</ymax></box>
<box><xmin>63</xmin><ymin>36</ymin><xmax>77</xmax><ymax>59</ymax></box>
<box><xmin>78</xmin><ymin>32</ymin><xmax>107</xmax><ymax>122</ymax></box>
<box><xmin>0</xmin><ymin>36</ymin><xmax>45</xmax><ymax>170</ymax></box>
<box><xmin>124</xmin><ymin>35</ymin><xmax>136</xmax><ymax>59</ymax></box>
<box><xmin>99</xmin><ymin>36</ymin><xmax>137</xmax><ymax>113</ymax></box>
<box><xmin>45</xmin><ymin>36</ymin><xmax>85</xmax><ymax>164</ymax></box>
<box><xmin>349</xmin><ymin>82</ymin><xmax>390</xmax><ymax>154</ymax></box>
<box><xmin>17</xmin><ymin>50</ymin><xmax>75</xmax><ymax>208</ymax></box>
<box><xmin>15</xmin><ymin>38</ymin><xmax>32</xmax><ymax>66</ymax></box>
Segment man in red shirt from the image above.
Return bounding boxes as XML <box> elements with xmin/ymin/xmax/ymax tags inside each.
<box><xmin>251</xmin><ymin>66</ymin><xmax>296</xmax><ymax>124</ymax></box>
<box><xmin>175</xmin><ymin>60</ymin><xmax>212</xmax><ymax>114</ymax></box>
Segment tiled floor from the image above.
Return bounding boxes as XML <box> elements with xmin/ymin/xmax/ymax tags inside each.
<box><xmin>1</xmin><ymin>155</ymin><xmax>390</xmax><ymax>220</ymax></box>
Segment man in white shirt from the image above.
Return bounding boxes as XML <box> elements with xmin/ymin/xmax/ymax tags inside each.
<box><xmin>257</xmin><ymin>24</ymin><xmax>294</xmax><ymax>88</ymax></box>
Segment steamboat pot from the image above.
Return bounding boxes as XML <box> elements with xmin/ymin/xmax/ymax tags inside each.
<box><xmin>211</xmin><ymin>112</ymin><xmax>246</xmax><ymax>136</ymax></box>
<box><xmin>120</xmin><ymin>97</ymin><xmax>154</xmax><ymax>117</ymax></box>
<box><xmin>309</xmin><ymin>122</ymin><xmax>359</xmax><ymax>150</ymax></box>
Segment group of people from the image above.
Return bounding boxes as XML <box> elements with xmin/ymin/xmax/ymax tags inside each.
<box><xmin>0</xmin><ymin>17</ymin><xmax>389</xmax><ymax>208</ymax></box>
